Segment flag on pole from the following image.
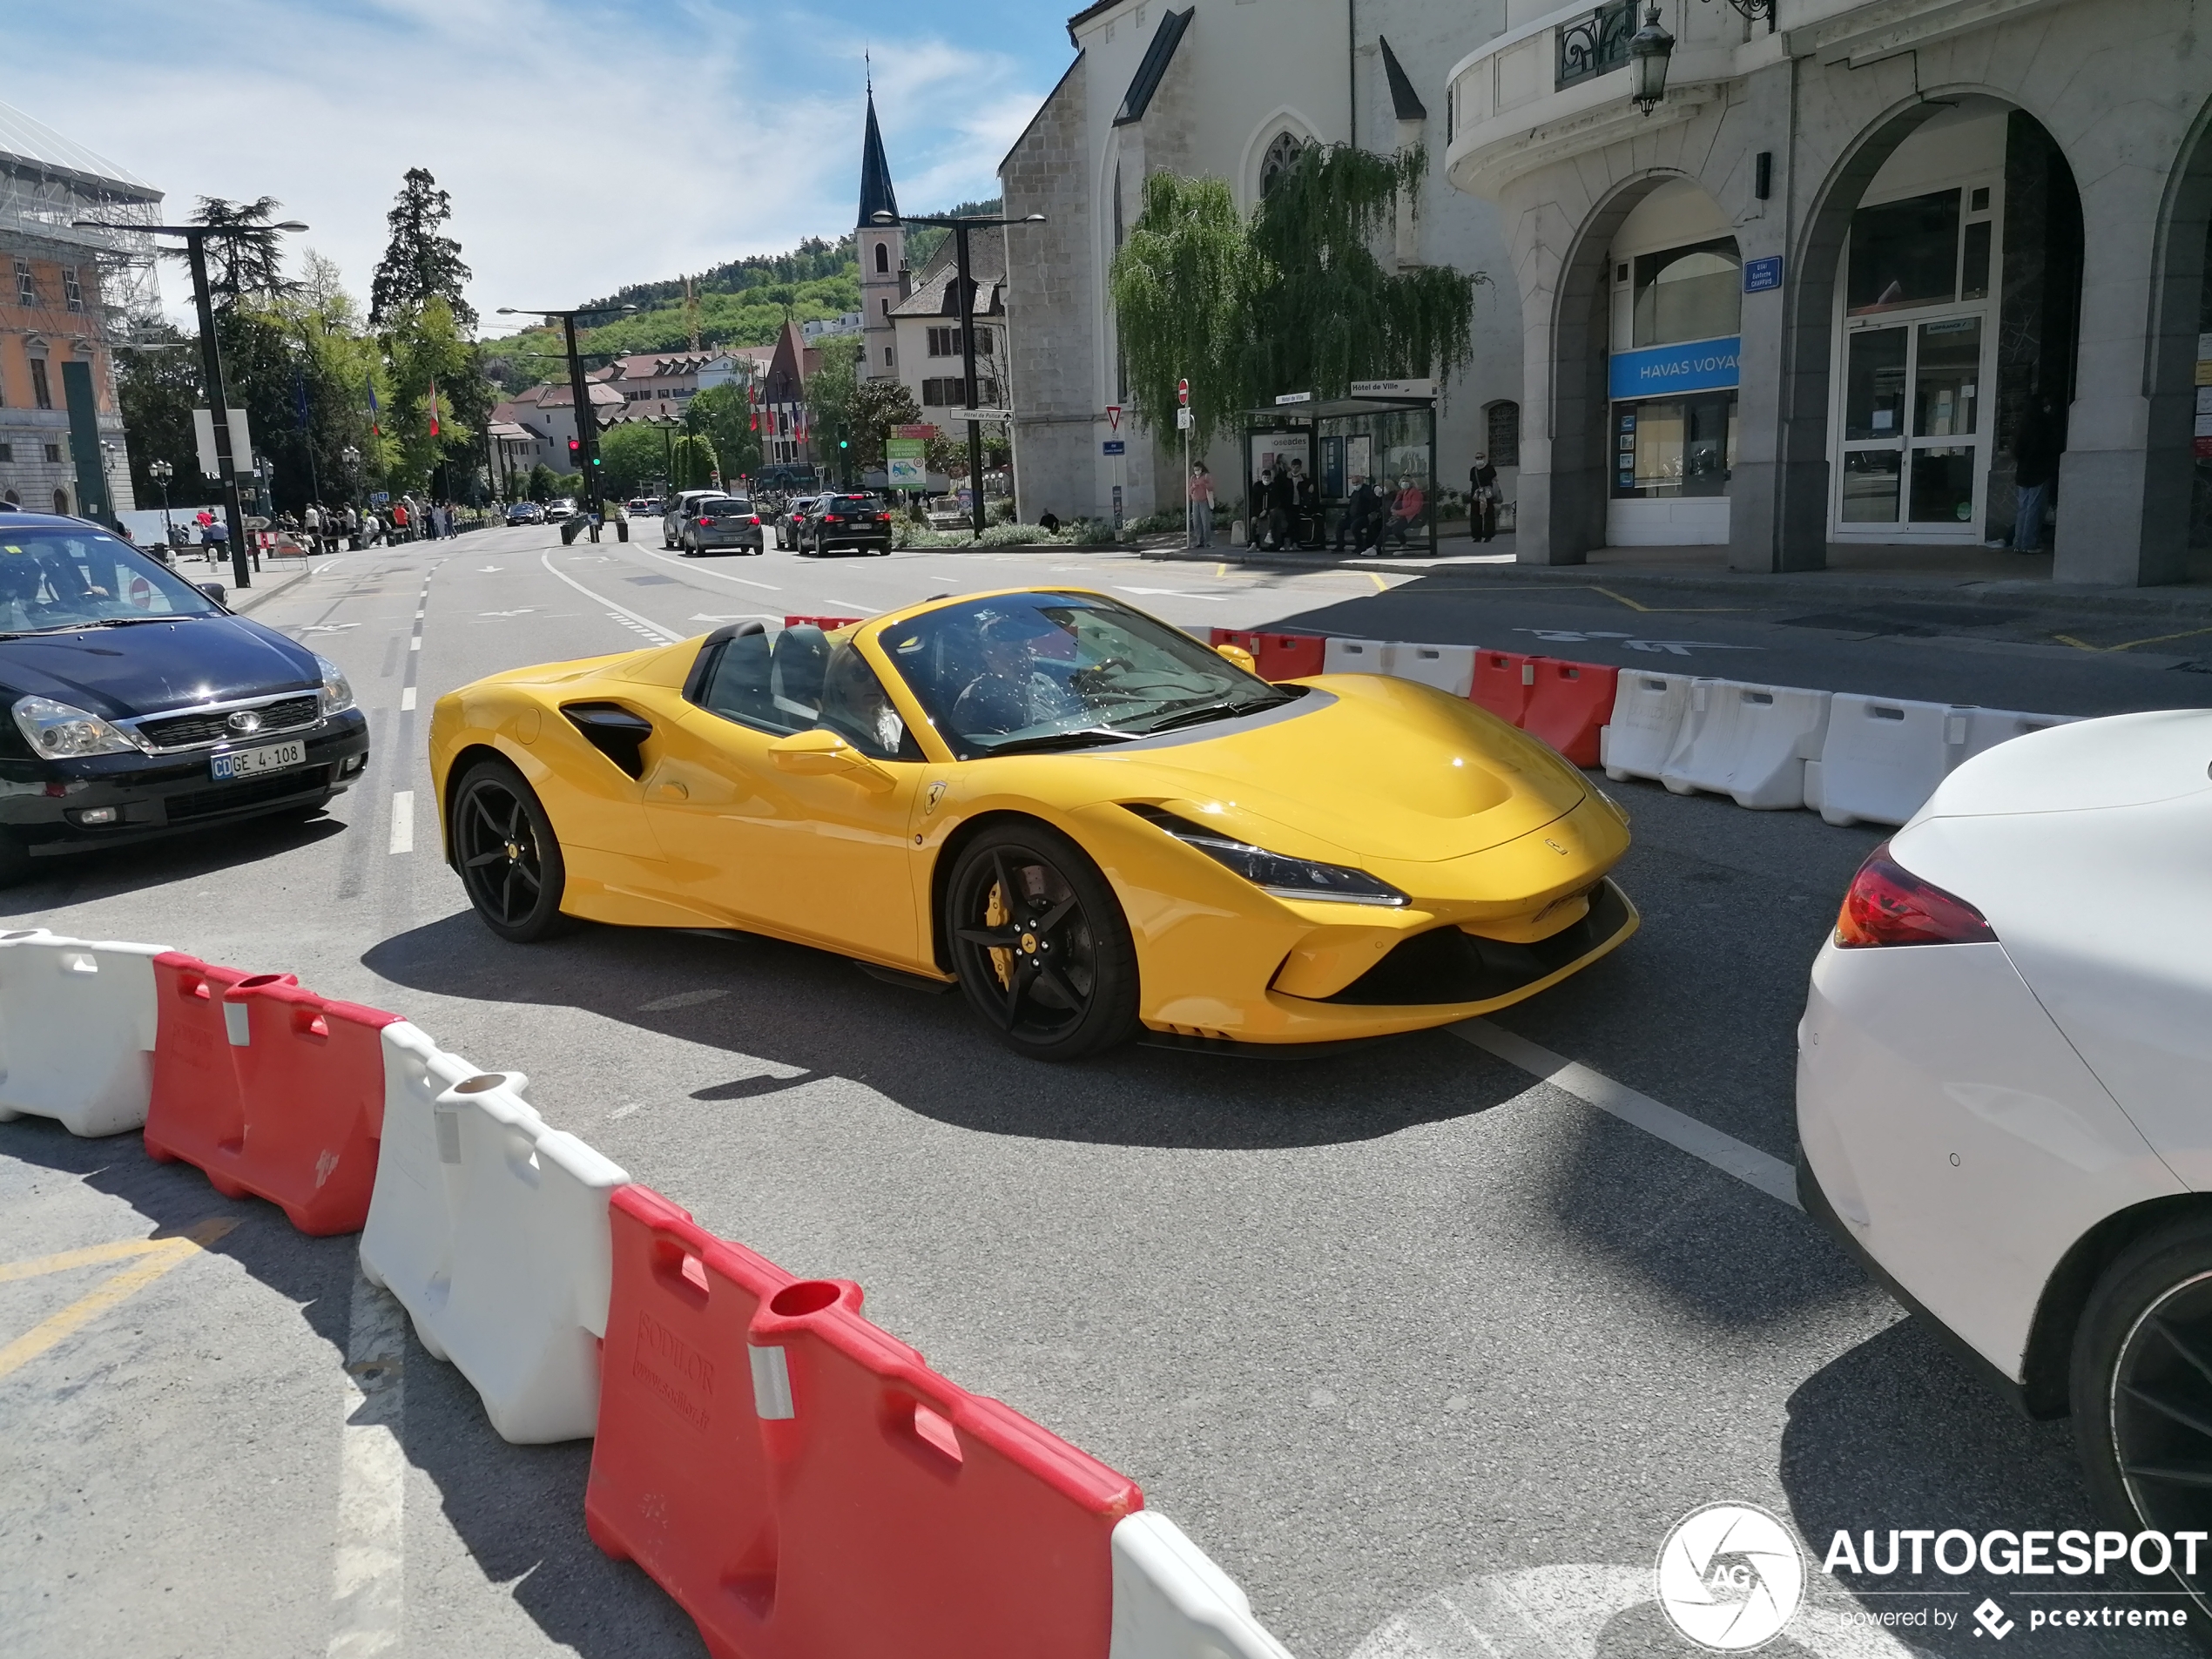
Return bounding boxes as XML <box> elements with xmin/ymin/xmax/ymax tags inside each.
<box><xmin>747</xmin><ymin>381</ymin><xmax>759</xmax><ymax>434</ymax></box>
<box><xmin>367</xmin><ymin>381</ymin><xmax>380</xmax><ymax>436</ymax></box>
<box><xmin>427</xmin><ymin>378</ymin><xmax>441</xmax><ymax>438</ymax></box>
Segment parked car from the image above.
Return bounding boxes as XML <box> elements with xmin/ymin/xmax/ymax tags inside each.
<box><xmin>678</xmin><ymin>496</ymin><xmax>765</xmax><ymax>556</ymax></box>
<box><xmin>774</xmin><ymin>496</ymin><xmax>819</xmax><ymax>551</ymax></box>
<box><xmin>799</xmin><ymin>493</ymin><xmax>894</xmax><ymax>557</ymax></box>
<box><xmin>923</xmin><ymin>496</ymin><xmax>972</xmax><ymax>532</ymax></box>
<box><xmin>1797</xmin><ymin>710</ymin><xmax>2212</xmax><ymax>1568</ymax></box>
<box><xmin>661</xmin><ymin>490</ymin><xmax>720</xmax><ymax>550</ymax></box>
<box><xmin>505</xmin><ymin>502</ymin><xmax>545</xmax><ymax>525</ymax></box>
<box><xmin>0</xmin><ymin>512</ymin><xmax>370</xmax><ymax>882</ymax></box>
<box><xmin>543</xmin><ymin>498</ymin><xmax>576</xmax><ymax>523</ymax></box>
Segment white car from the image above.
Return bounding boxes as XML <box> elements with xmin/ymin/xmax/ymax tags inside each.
<box><xmin>1797</xmin><ymin>709</ymin><xmax>2212</xmax><ymax>1566</ymax></box>
<box><xmin>543</xmin><ymin>498</ymin><xmax>576</xmax><ymax>523</ymax></box>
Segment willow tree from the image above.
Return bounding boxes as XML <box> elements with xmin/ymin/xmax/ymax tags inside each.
<box><xmin>1108</xmin><ymin>172</ymin><xmax>1253</xmax><ymax>448</ymax></box>
<box><xmin>1244</xmin><ymin>143</ymin><xmax>1480</xmax><ymax>400</ymax></box>
<box><xmin>1108</xmin><ymin>147</ymin><xmax>1481</xmax><ymax>447</ymax></box>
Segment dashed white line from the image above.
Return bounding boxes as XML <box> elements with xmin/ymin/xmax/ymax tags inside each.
<box><xmin>388</xmin><ymin>792</ymin><xmax>414</xmax><ymax>855</ymax></box>
<box><xmin>399</xmin><ymin>687</ymin><xmax>415</xmax><ymax>711</ymax></box>
<box><xmin>536</xmin><ymin>551</ymin><xmax>684</xmax><ymax>644</ymax></box>
<box><xmin>1451</xmin><ymin>1018</ymin><xmax>1799</xmax><ymax>1208</ymax></box>
<box><xmin>327</xmin><ymin>1266</ymin><xmax>406</xmax><ymax>1657</ymax></box>
<box><xmin>408</xmin><ymin>637</ymin><xmax>421</xmax><ymax>651</ymax></box>
<box><xmin>635</xmin><ymin>548</ymin><xmax>779</xmax><ymax>590</ymax></box>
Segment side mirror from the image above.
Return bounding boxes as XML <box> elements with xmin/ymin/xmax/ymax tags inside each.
<box><xmin>196</xmin><ymin>582</ymin><xmax>227</xmax><ymax>605</ymax></box>
<box><xmin>1214</xmin><ymin>642</ymin><xmax>1258</xmax><ymax>675</ymax></box>
<box><xmin>767</xmin><ymin>728</ymin><xmax>894</xmax><ymax>790</ymax></box>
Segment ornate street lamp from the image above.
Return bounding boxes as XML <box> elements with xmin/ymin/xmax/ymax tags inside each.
<box><xmin>1629</xmin><ymin>3</ymin><xmax>1675</xmax><ymax>113</ymax></box>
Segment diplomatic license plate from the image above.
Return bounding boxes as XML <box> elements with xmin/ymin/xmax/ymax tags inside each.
<box><xmin>211</xmin><ymin>739</ymin><xmax>306</xmax><ymax>781</ymax></box>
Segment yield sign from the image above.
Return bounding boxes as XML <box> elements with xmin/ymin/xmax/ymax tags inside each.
<box><xmin>1106</xmin><ymin>404</ymin><xmax>1122</xmax><ymax>432</ymax></box>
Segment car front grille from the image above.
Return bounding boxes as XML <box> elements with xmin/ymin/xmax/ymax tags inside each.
<box><xmin>138</xmin><ymin>694</ymin><xmax>321</xmax><ymax>752</ymax></box>
<box><xmin>165</xmin><ymin>765</ymin><xmax>332</xmax><ymax>822</ymax></box>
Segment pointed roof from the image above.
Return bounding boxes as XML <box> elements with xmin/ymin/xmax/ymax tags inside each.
<box><xmin>1378</xmin><ymin>37</ymin><xmax>1427</xmax><ymax>122</ymax></box>
<box><xmin>857</xmin><ymin>91</ymin><xmax>900</xmax><ymax>230</ymax></box>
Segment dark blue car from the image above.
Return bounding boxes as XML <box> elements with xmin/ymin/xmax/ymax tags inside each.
<box><xmin>0</xmin><ymin>511</ymin><xmax>369</xmax><ymax>882</ymax></box>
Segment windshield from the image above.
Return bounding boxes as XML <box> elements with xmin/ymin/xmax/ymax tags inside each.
<box><xmin>819</xmin><ymin>496</ymin><xmax>878</xmax><ymax>511</ymax></box>
<box><xmin>881</xmin><ymin>591</ymin><xmax>1294</xmax><ymax>759</ymax></box>
<box><xmin>698</xmin><ymin>499</ymin><xmax>751</xmax><ymax>516</ymax></box>
<box><xmin>0</xmin><ymin>528</ymin><xmax>224</xmax><ymax>634</ymax></box>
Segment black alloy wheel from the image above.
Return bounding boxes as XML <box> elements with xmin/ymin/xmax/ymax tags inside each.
<box><xmin>451</xmin><ymin>759</ymin><xmax>575</xmax><ymax>942</ymax></box>
<box><xmin>944</xmin><ymin>824</ymin><xmax>1138</xmax><ymax>1061</ymax></box>
<box><xmin>2073</xmin><ymin>1216</ymin><xmax>2212</xmax><ymax>1615</ymax></box>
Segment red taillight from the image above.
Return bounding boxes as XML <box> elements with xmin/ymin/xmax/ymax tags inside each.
<box><xmin>823</xmin><ymin>514</ymin><xmax>843</xmax><ymax>523</ymax></box>
<box><xmin>749</xmin><ymin>516</ymin><xmax>760</xmax><ymax>525</ymax></box>
<box><xmin>697</xmin><ymin>516</ymin><xmax>712</xmax><ymax>527</ymax></box>
<box><xmin>1834</xmin><ymin>845</ymin><xmax>1994</xmax><ymax>948</ymax></box>
<box><xmin>877</xmin><ymin>513</ymin><xmax>891</xmax><ymax>522</ymax></box>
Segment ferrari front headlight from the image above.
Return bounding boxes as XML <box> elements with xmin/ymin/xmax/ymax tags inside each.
<box><xmin>12</xmin><ymin>695</ymin><xmax>145</xmax><ymax>759</ymax></box>
<box><xmin>1130</xmin><ymin>806</ymin><xmax>1408</xmax><ymax>907</ymax></box>
<box><xmin>316</xmin><ymin>655</ymin><xmax>355</xmax><ymax>716</ymax></box>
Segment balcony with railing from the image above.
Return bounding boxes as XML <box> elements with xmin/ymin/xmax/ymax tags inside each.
<box><xmin>1446</xmin><ymin>0</ymin><xmax>1760</xmax><ymax>199</ymax></box>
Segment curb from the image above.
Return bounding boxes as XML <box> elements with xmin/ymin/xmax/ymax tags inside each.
<box><xmin>1145</xmin><ymin>546</ymin><xmax>2212</xmax><ymax>623</ymax></box>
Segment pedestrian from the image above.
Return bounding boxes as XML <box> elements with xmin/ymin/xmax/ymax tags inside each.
<box><xmin>1266</xmin><ymin>462</ymin><xmax>1296</xmax><ymax>550</ymax></box>
<box><xmin>1333</xmin><ymin>474</ymin><xmax>1382</xmax><ymax>553</ymax></box>
<box><xmin>201</xmin><ymin>516</ymin><xmax>230</xmax><ymax>566</ymax></box>
<box><xmin>1288</xmin><ymin>459</ymin><xmax>1318</xmax><ymax>547</ymax></box>
<box><xmin>1251</xmin><ymin>465</ymin><xmax>1272</xmax><ymax>546</ymax></box>
<box><xmin>1187</xmin><ymin>462</ymin><xmax>1215</xmax><ymax>549</ymax></box>
<box><xmin>391</xmin><ymin>500</ymin><xmax>410</xmax><ymax>543</ymax></box>
<box><xmin>1382</xmin><ymin>476</ymin><xmax>1425</xmax><ymax>550</ymax></box>
<box><xmin>2011</xmin><ymin>390</ymin><xmax>2061</xmax><ymax>553</ymax></box>
<box><xmin>302</xmin><ymin>500</ymin><xmax>323</xmax><ymax>554</ymax></box>
<box><xmin>1468</xmin><ymin>454</ymin><xmax>1500</xmax><ymax>543</ymax></box>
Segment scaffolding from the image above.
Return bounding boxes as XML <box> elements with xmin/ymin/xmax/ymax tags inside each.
<box><xmin>0</xmin><ymin>99</ymin><xmax>164</xmax><ymax>331</ymax></box>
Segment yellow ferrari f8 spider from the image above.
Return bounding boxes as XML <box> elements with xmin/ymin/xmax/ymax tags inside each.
<box><xmin>429</xmin><ymin>589</ymin><xmax>1635</xmax><ymax>1060</ymax></box>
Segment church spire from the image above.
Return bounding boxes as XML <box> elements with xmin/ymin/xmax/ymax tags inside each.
<box><xmin>857</xmin><ymin>87</ymin><xmax>900</xmax><ymax>230</ymax></box>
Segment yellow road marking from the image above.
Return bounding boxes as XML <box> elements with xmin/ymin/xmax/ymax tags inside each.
<box><xmin>0</xmin><ymin>1217</ymin><xmax>236</xmax><ymax>1383</ymax></box>
<box><xmin>1215</xmin><ymin>563</ymin><xmax>1227</xmax><ymax>578</ymax></box>
<box><xmin>1369</xmin><ymin>571</ymin><xmax>1388</xmax><ymax>593</ymax></box>
<box><xmin>1588</xmin><ymin>586</ymin><xmax>1745</xmax><ymax>614</ymax></box>
<box><xmin>2054</xmin><ymin>625</ymin><xmax>2212</xmax><ymax>653</ymax></box>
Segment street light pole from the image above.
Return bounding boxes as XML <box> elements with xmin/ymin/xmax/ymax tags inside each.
<box><xmin>149</xmin><ymin>458</ymin><xmax>173</xmax><ymax>544</ymax></box>
<box><xmin>873</xmin><ymin>208</ymin><xmax>1045</xmax><ymax>541</ymax></box>
<box><xmin>75</xmin><ymin>214</ymin><xmax>307</xmax><ymax>590</ymax></box>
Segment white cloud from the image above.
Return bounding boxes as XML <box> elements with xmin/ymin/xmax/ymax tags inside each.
<box><xmin>7</xmin><ymin>0</ymin><xmax>1050</xmax><ymax>334</ymax></box>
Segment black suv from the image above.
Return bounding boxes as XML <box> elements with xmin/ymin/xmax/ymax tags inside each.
<box><xmin>800</xmin><ymin>493</ymin><xmax>893</xmax><ymax>556</ymax></box>
<box><xmin>0</xmin><ymin>512</ymin><xmax>369</xmax><ymax>881</ymax></box>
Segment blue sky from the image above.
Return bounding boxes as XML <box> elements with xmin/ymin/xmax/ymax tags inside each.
<box><xmin>11</xmin><ymin>0</ymin><xmax>1073</xmax><ymax>334</ymax></box>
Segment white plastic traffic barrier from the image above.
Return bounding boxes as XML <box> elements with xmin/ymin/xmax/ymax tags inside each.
<box><xmin>361</xmin><ymin>1024</ymin><xmax>630</xmax><ymax>1443</ymax></box>
<box><xmin>1814</xmin><ymin>693</ymin><xmax>1966</xmax><ymax>827</ymax></box>
<box><xmin>1598</xmin><ymin>670</ymin><xmax>1691</xmax><ymax>783</ymax></box>
<box><xmin>0</xmin><ymin>929</ymin><xmax>169</xmax><ymax>1136</ymax></box>
<box><xmin>1950</xmin><ymin>705</ymin><xmax>2074</xmax><ymax>765</ymax></box>
<box><xmin>1379</xmin><ymin>641</ymin><xmax>1476</xmax><ymax>698</ymax></box>
<box><xmin>1109</xmin><ymin>1511</ymin><xmax>1297</xmax><ymax>1659</ymax></box>
<box><xmin>1661</xmin><ymin>679</ymin><xmax>1832</xmax><ymax>810</ymax></box>
<box><xmin>1322</xmin><ymin>637</ymin><xmax>1388</xmax><ymax>675</ymax></box>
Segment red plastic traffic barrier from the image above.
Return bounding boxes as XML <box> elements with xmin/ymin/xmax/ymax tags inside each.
<box><xmin>783</xmin><ymin>615</ymin><xmax>862</xmax><ymax>631</ymax></box>
<box><xmin>1471</xmin><ymin>649</ymin><xmax>1536</xmax><ymax>725</ymax></box>
<box><xmin>586</xmin><ymin>1184</ymin><xmax>1142</xmax><ymax>1658</ymax></box>
<box><xmin>1521</xmin><ymin>658</ymin><xmax>1619</xmax><ymax>767</ymax></box>
<box><xmin>143</xmin><ymin>957</ymin><xmax>400</xmax><ymax>1236</ymax></box>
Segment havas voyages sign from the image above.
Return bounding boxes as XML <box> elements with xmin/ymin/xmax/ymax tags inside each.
<box><xmin>1609</xmin><ymin>336</ymin><xmax>1742</xmax><ymax>401</ymax></box>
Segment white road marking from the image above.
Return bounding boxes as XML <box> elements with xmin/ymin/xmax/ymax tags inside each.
<box><xmin>822</xmin><ymin>599</ymin><xmax>882</xmax><ymax>614</ymax></box>
<box><xmin>689</xmin><ymin>612</ymin><xmax>780</xmax><ymax>624</ymax></box>
<box><xmin>327</xmin><ymin>1265</ymin><xmax>406</xmax><ymax>1658</ymax></box>
<box><xmin>1452</xmin><ymin>1020</ymin><xmax>1798</xmax><ymax>1208</ymax></box>
<box><xmin>1115</xmin><ymin>585</ymin><xmax>1230</xmax><ymax>602</ymax></box>
<box><xmin>607</xmin><ymin>1103</ymin><xmax>643</xmax><ymax>1120</ymax></box>
<box><xmin>300</xmin><ymin>623</ymin><xmax>360</xmax><ymax>634</ymax></box>
<box><xmin>476</xmin><ymin>609</ymin><xmax>537</xmax><ymax>617</ymax></box>
<box><xmin>638</xmin><ymin>988</ymin><xmax>729</xmax><ymax>1012</ymax></box>
<box><xmin>399</xmin><ymin>687</ymin><xmax>415</xmax><ymax>711</ymax></box>
<box><xmin>388</xmin><ymin>792</ymin><xmax>414</xmax><ymax>855</ymax></box>
<box><xmin>476</xmin><ymin>565</ymin><xmax>502</xmax><ymax>572</ymax></box>
<box><xmin>536</xmin><ymin>553</ymin><xmax>684</xmax><ymax>644</ymax></box>
<box><xmin>635</xmin><ymin>548</ymin><xmax>779</xmax><ymax>590</ymax></box>
<box><xmin>408</xmin><ymin>637</ymin><xmax>421</xmax><ymax>651</ymax></box>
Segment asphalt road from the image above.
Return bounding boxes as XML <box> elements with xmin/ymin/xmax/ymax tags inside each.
<box><xmin>0</xmin><ymin>523</ymin><xmax>2197</xmax><ymax>1658</ymax></box>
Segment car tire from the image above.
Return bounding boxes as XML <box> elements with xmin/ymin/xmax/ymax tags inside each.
<box><xmin>2072</xmin><ymin>1212</ymin><xmax>2212</xmax><ymax>1608</ymax></box>
<box><xmin>450</xmin><ymin>758</ymin><xmax>577</xmax><ymax>944</ymax></box>
<box><xmin>944</xmin><ymin>822</ymin><xmax>1139</xmax><ymax>1062</ymax></box>
<box><xmin>0</xmin><ymin>831</ymin><xmax>34</xmax><ymax>889</ymax></box>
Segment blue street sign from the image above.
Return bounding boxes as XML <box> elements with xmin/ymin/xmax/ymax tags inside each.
<box><xmin>1743</xmin><ymin>256</ymin><xmax>1783</xmax><ymax>293</ymax></box>
<box><xmin>1102</xmin><ymin>440</ymin><xmax>1126</xmax><ymax>455</ymax></box>
<box><xmin>1608</xmin><ymin>336</ymin><xmax>1742</xmax><ymax>401</ymax></box>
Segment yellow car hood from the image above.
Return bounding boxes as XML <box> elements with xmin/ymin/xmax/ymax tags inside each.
<box><xmin>1040</xmin><ymin>674</ymin><xmax>1590</xmax><ymax>864</ymax></box>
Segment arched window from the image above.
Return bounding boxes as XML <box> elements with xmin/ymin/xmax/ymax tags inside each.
<box><xmin>52</xmin><ymin>488</ymin><xmax>70</xmax><ymax>514</ymax></box>
<box><xmin>874</xmin><ymin>241</ymin><xmax>889</xmax><ymax>274</ymax></box>
<box><xmin>1260</xmin><ymin>130</ymin><xmax>1305</xmax><ymax>198</ymax></box>
<box><xmin>1484</xmin><ymin>401</ymin><xmax>1521</xmax><ymax>468</ymax></box>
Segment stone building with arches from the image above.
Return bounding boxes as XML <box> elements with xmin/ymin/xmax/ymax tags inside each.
<box><xmin>999</xmin><ymin>0</ymin><xmax>1524</xmax><ymax>528</ymax></box>
<box><xmin>1445</xmin><ymin>0</ymin><xmax>2212</xmax><ymax>583</ymax></box>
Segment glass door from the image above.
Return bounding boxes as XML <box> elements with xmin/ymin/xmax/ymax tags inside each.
<box><xmin>1832</xmin><ymin>314</ymin><xmax>1990</xmax><ymax>537</ymax></box>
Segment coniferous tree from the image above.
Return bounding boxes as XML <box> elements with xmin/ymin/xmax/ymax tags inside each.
<box><xmin>370</xmin><ymin>168</ymin><xmax>476</xmax><ymax>333</ymax></box>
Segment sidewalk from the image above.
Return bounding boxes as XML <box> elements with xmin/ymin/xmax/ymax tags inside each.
<box><xmin>203</xmin><ymin>556</ymin><xmax>319</xmax><ymax>616</ymax></box>
<box><xmin>1143</xmin><ymin>532</ymin><xmax>2212</xmax><ymax>623</ymax></box>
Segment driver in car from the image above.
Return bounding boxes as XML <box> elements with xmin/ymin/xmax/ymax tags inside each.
<box><xmin>948</xmin><ymin>610</ymin><xmax>1086</xmax><ymax>738</ymax></box>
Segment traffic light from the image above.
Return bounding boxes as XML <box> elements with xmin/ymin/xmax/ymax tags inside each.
<box><xmin>566</xmin><ymin>438</ymin><xmax>581</xmax><ymax>466</ymax></box>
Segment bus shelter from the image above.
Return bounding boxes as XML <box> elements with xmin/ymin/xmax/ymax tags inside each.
<box><xmin>1240</xmin><ymin>381</ymin><xmax>1438</xmax><ymax>556</ymax></box>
